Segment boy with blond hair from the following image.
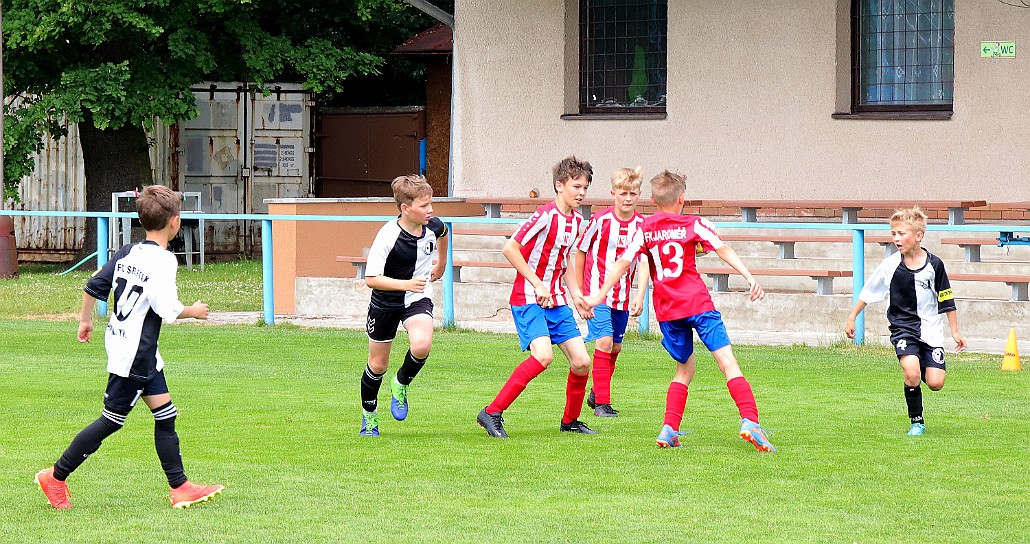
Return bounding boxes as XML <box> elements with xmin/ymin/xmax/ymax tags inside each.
<box><xmin>845</xmin><ymin>206</ymin><xmax>966</xmax><ymax>436</ymax></box>
<box><xmin>359</xmin><ymin>174</ymin><xmax>448</xmax><ymax>437</ymax></box>
<box><xmin>35</xmin><ymin>185</ymin><xmax>222</xmax><ymax>509</ymax></box>
<box><xmin>585</xmin><ymin>170</ymin><xmax>776</xmax><ymax>452</ymax></box>
<box><xmin>574</xmin><ymin>167</ymin><xmax>649</xmax><ymax>417</ymax></box>
<box><xmin>477</xmin><ymin>156</ymin><xmax>597</xmax><ymax>438</ymax></box>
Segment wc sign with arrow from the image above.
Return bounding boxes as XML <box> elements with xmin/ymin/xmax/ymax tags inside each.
<box><xmin>981</xmin><ymin>41</ymin><xmax>1016</xmax><ymax>58</ymax></box>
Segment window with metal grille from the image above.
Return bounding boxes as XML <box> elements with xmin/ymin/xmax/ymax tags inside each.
<box><xmin>853</xmin><ymin>0</ymin><xmax>954</xmax><ymax>111</ymax></box>
<box><xmin>579</xmin><ymin>0</ymin><xmax>667</xmax><ymax>114</ymax></box>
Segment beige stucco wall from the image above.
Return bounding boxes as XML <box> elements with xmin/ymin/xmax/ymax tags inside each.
<box><xmin>452</xmin><ymin>1</ymin><xmax>1029</xmax><ymax>201</ymax></box>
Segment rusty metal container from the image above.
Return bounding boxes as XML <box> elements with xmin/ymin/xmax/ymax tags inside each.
<box><xmin>0</xmin><ymin>215</ymin><xmax>18</xmax><ymax>278</ymax></box>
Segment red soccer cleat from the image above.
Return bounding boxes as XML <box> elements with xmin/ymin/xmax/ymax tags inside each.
<box><xmin>35</xmin><ymin>467</ymin><xmax>73</xmax><ymax>509</ymax></box>
<box><xmin>169</xmin><ymin>480</ymin><xmax>224</xmax><ymax>509</ymax></box>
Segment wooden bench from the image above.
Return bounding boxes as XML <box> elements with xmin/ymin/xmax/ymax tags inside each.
<box><xmin>949</xmin><ymin>273</ymin><xmax>1030</xmax><ymax>301</ymax></box>
<box><xmin>719</xmin><ymin>233</ymin><xmax>895</xmax><ymax>258</ymax></box>
<box><xmin>466</xmin><ymin>197</ymin><xmax>701</xmax><ymax>219</ymax></box>
<box><xmin>711</xmin><ymin>200</ymin><xmax>986</xmax><ymax>225</ymax></box>
<box><xmin>337</xmin><ymin>256</ymin><xmax>512</xmax><ymax>282</ymax></box>
<box><xmin>939</xmin><ymin>237</ymin><xmax>1000</xmax><ymax>263</ymax></box>
<box><xmin>699</xmin><ymin>267</ymin><xmax>852</xmax><ymax>295</ymax></box>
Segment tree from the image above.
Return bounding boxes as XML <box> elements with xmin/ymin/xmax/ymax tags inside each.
<box><xmin>3</xmin><ymin>0</ymin><xmax>435</xmax><ymax>253</ymax></box>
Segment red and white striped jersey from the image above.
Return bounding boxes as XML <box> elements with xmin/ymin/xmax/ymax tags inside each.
<box><xmin>509</xmin><ymin>202</ymin><xmax>584</xmax><ymax>307</ymax></box>
<box><xmin>622</xmin><ymin>212</ymin><xmax>724</xmax><ymax>321</ymax></box>
<box><xmin>577</xmin><ymin>207</ymin><xmax>645</xmax><ymax>311</ymax></box>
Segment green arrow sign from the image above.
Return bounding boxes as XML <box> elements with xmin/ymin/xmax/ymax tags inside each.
<box><xmin>981</xmin><ymin>41</ymin><xmax>1016</xmax><ymax>58</ymax></box>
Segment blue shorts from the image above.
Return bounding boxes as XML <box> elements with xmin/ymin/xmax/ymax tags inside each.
<box><xmin>512</xmin><ymin>304</ymin><xmax>582</xmax><ymax>351</ymax></box>
<box><xmin>585</xmin><ymin>304</ymin><xmax>630</xmax><ymax>344</ymax></box>
<box><xmin>658</xmin><ymin>310</ymin><xmax>732</xmax><ymax>363</ymax></box>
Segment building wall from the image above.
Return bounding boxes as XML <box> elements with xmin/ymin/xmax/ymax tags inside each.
<box><xmin>452</xmin><ymin>1</ymin><xmax>1029</xmax><ymax>202</ymax></box>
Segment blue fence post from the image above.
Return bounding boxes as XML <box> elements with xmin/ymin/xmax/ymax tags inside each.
<box><xmin>262</xmin><ymin>219</ymin><xmax>274</xmax><ymax>325</ymax></box>
<box><xmin>419</xmin><ymin>138</ymin><xmax>428</xmax><ymax>177</ymax></box>
<box><xmin>852</xmin><ymin>228</ymin><xmax>865</xmax><ymax>345</ymax></box>
<box><xmin>638</xmin><ymin>281</ymin><xmax>651</xmax><ymax>335</ymax></box>
<box><xmin>97</xmin><ymin>216</ymin><xmax>109</xmax><ymax>317</ymax></box>
<box><xmin>443</xmin><ymin>221</ymin><xmax>455</xmax><ymax>327</ymax></box>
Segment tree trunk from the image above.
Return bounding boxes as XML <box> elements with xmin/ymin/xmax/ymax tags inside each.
<box><xmin>77</xmin><ymin>116</ymin><xmax>154</xmax><ymax>260</ymax></box>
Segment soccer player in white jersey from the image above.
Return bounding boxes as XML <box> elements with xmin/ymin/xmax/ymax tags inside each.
<box><xmin>573</xmin><ymin>167</ymin><xmax>649</xmax><ymax>417</ymax></box>
<box><xmin>846</xmin><ymin>206</ymin><xmax>966</xmax><ymax>436</ymax></box>
<box><xmin>35</xmin><ymin>185</ymin><xmax>221</xmax><ymax>509</ymax></box>
<box><xmin>585</xmin><ymin>170</ymin><xmax>776</xmax><ymax>452</ymax></box>
<box><xmin>477</xmin><ymin>157</ymin><xmax>596</xmax><ymax>438</ymax></box>
<box><xmin>359</xmin><ymin>175</ymin><xmax>448</xmax><ymax>437</ymax></box>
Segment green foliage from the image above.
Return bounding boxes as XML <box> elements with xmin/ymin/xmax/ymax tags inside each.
<box><xmin>0</xmin><ymin>323</ymin><xmax>1026</xmax><ymax>542</ymax></box>
<box><xmin>2</xmin><ymin>0</ymin><xmax>441</xmax><ymax>197</ymax></box>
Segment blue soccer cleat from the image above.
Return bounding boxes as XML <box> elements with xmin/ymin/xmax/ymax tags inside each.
<box><xmin>907</xmin><ymin>423</ymin><xmax>925</xmax><ymax>436</ymax></box>
<box><xmin>360</xmin><ymin>411</ymin><xmax>380</xmax><ymax>437</ymax></box>
<box><xmin>390</xmin><ymin>377</ymin><xmax>409</xmax><ymax>421</ymax></box>
<box><xmin>656</xmin><ymin>424</ymin><xmax>684</xmax><ymax>448</ymax></box>
<box><xmin>739</xmin><ymin>418</ymin><xmax>776</xmax><ymax>452</ymax></box>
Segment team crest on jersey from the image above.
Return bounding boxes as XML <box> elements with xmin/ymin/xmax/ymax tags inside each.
<box><xmin>932</xmin><ymin>348</ymin><xmax>945</xmax><ymax>363</ymax></box>
<box><xmin>617</xmin><ymin>234</ymin><xmax>628</xmax><ymax>248</ymax></box>
<box><xmin>918</xmin><ymin>279</ymin><xmax>931</xmax><ymax>290</ymax></box>
<box><xmin>557</xmin><ymin>232</ymin><xmax>573</xmax><ymax>246</ymax></box>
<box><xmin>423</xmin><ymin>241</ymin><xmax>435</xmax><ymax>255</ymax></box>
<box><xmin>896</xmin><ymin>339</ymin><xmax>907</xmax><ymax>351</ymax></box>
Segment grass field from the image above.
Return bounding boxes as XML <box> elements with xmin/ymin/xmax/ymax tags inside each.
<box><xmin>1</xmin><ymin>262</ymin><xmax>1027</xmax><ymax>542</ymax></box>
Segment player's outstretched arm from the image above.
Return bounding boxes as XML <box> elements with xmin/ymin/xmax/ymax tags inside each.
<box><xmin>844</xmin><ymin>300</ymin><xmax>867</xmax><ymax>339</ymax></box>
<box><xmin>179</xmin><ymin>300</ymin><xmax>210</xmax><ymax>320</ymax></box>
<box><xmin>78</xmin><ymin>292</ymin><xmax>97</xmax><ymax>343</ymax></box>
<box><xmin>946</xmin><ymin>310</ymin><xmax>967</xmax><ymax>352</ymax></box>
<box><xmin>714</xmin><ymin>245</ymin><xmax>764</xmax><ymax>301</ymax></box>
<box><xmin>583</xmin><ymin>258</ymin><xmax>631</xmax><ymax>308</ymax></box>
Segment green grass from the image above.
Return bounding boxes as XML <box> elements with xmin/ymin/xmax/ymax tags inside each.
<box><xmin>1</xmin><ymin>319</ymin><xmax>1026</xmax><ymax>543</ymax></box>
<box><xmin>0</xmin><ymin>260</ymin><xmax>263</xmax><ymax>318</ymax></box>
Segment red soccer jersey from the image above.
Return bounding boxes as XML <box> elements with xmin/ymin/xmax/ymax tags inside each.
<box><xmin>622</xmin><ymin>212</ymin><xmax>724</xmax><ymax>321</ymax></box>
<box><xmin>509</xmin><ymin>201</ymin><xmax>584</xmax><ymax>307</ymax></box>
<box><xmin>577</xmin><ymin>207</ymin><xmax>645</xmax><ymax>311</ymax></box>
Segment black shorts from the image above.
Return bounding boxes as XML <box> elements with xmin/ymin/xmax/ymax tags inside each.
<box><xmin>894</xmin><ymin>338</ymin><xmax>946</xmax><ymax>371</ymax></box>
<box><xmin>366</xmin><ymin>298</ymin><xmax>434</xmax><ymax>342</ymax></box>
<box><xmin>104</xmin><ymin>370</ymin><xmax>169</xmax><ymax>413</ymax></box>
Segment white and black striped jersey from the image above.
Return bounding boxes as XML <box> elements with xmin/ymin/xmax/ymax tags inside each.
<box><xmin>84</xmin><ymin>241</ymin><xmax>185</xmax><ymax>380</ymax></box>
<box><xmin>365</xmin><ymin>217</ymin><xmax>448</xmax><ymax>310</ymax></box>
<box><xmin>858</xmin><ymin>250</ymin><xmax>956</xmax><ymax>347</ymax></box>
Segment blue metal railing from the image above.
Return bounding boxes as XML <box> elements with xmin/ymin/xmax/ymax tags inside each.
<box><xmin>1</xmin><ymin>209</ymin><xmax>1024</xmax><ymax>344</ymax></box>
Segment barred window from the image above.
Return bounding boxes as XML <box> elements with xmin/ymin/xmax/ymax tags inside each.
<box><xmin>579</xmin><ymin>0</ymin><xmax>667</xmax><ymax>114</ymax></box>
<box><xmin>853</xmin><ymin>0</ymin><xmax>954</xmax><ymax>111</ymax></box>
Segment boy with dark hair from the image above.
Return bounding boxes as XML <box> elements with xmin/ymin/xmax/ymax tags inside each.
<box><xmin>359</xmin><ymin>174</ymin><xmax>448</xmax><ymax>436</ymax></box>
<box><xmin>477</xmin><ymin>156</ymin><xmax>597</xmax><ymax>438</ymax></box>
<box><xmin>585</xmin><ymin>170</ymin><xmax>776</xmax><ymax>452</ymax></box>
<box><xmin>845</xmin><ymin>206</ymin><xmax>966</xmax><ymax>436</ymax></box>
<box><xmin>574</xmin><ymin>166</ymin><xmax>649</xmax><ymax>417</ymax></box>
<box><xmin>35</xmin><ymin>184</ymin><xmax>222</xmax><ymax>509</ymax></box>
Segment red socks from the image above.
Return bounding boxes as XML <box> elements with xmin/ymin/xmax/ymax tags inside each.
<box><xmin>487</xmin><ymin>356</ymin><xmax>546</xmax><ymax>413</ymax></box>
<box><xmin>591</xmin><ymin>350</ymin><xmax>613</xmax><ymax>404</ymax></box>
<box><xmin>727</xmin><ymin>376</ymin><xmax>759</xmax><ymax>422</ymax></box>
<box><xmin>562</xmin><ymin>371</ymin><xmax>590</xmax><ymax>424</ymax></box>
<box><xmin>663</xmin><ymin>381</ymin><xmax>689</xmax><ymax>430</ymax></box>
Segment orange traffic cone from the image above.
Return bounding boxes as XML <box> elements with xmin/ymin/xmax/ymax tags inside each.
<box><xmin>1002</xmin><ymin>328</ymin><xmax>1021</xmax><ymax>371</ymax></box>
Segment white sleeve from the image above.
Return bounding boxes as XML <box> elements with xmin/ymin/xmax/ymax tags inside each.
<box><xmin>151</xmin><ymin>253</ymin><xmax>185</xmax><ymax>323</ymax></box>
<box><xmin>364</xmin><ymin>223</ymin><xmax>396</xmax><ymax>278</ymax></box>
<box><xmin>858</xmin><ymin>253</ymin><xmax>899</xmax><ymax>305</ymax></box>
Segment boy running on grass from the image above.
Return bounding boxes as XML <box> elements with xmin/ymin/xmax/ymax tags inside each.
<box><xmin>35</xmin><ymin>185</ymin><xmax>222</xmax><ymax>509</ymax></box>
<box><xmin>477</xmin><ymin>156</ymin><xmax>596</xmax><ymax>438</ymax></box>
<box><xmin>573</xmin><ymin>166</ymin><xmax>649</xmax><ymax>417</ymax></box>
<box><xmin>584</xmin><ymin>170</ymin><xmax>776</xmax><ymax>452</ymax></box>
<box><xmin>845</xmin><ymin>206</ymin><xmax>966</xmax><ymax>436</ymax></box>
<box><xmin>359</xmin><ymin>175</ymin><xmax>448</xmax><ymax>437</ymax></box>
